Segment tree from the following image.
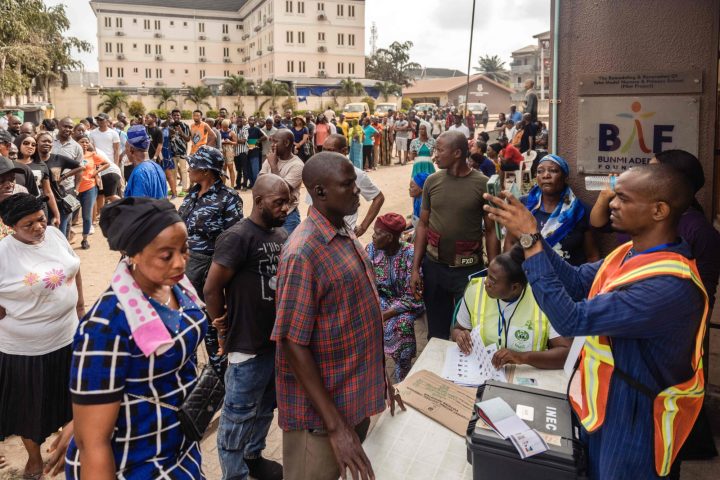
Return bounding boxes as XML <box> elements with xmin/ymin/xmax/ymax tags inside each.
<box><xmin>333</xmin><ymin>77</ymin><xmax>365</xmax><ymax>102</ymax></box>
<box><xmin>98</xmin><ymin>91</ymin><xmax>129</xmax><ymax>116</ymax></box>
<box><xmin>154</xmin><ymin>88</ymin><xmax>177</xmax><ymax>109</ymax></box>
<box><xmin>184</xmin><ymin>86</ymin><xmax>212</xmax><ymax>111</ymax></box>
<box><xmin>374</xmin><ymin>81</ymin><xmax>402</xmax><ymax>101</ymax></box>
<box><xmin>223</xmin><ymin>75</ymin><xmax>252</xmax><ymax>115</ymax></box>
<box><xmin>473</xmin><ymin>54</ymin><xmax>510</xmax><ymax>83</ymax></box>
<box><xmin>128</xmin><ymin>101</ymin><xmax>146</xmax><ymax>117</ymax></box>
<box><xmin>257</xmin><ymin>80</ymin><xmax>291</xmax><ymax>111</ymax></box>
<box><xmin>365</xmin><ymin>41</ymin><xmax>421</xmax><ymax>87</ymax></box>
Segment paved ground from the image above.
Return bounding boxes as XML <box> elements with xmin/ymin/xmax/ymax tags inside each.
<box><xmin>1</xmin><ymin>160</ymin><xmax>719</xmax><ymax>479</ymax></box>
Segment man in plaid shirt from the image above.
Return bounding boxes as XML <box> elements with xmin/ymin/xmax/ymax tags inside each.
<box><xmin>272</xmin><ymin>152</ymin><xmax>403</xmax><ymax>480</ymax></box>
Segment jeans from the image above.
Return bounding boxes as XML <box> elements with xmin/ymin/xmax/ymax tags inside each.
<box><xmin>248</xmin><ymin>149</ymin><xmax>261</xmax><ymax>187</ymax></box>
<box><xmin>77</xmin><ymin>187</ymin><xmax>97</xmax><ymax>236</ymax></box>
<box><xmin>218</xmin><ymin>351</ymin><xmax>276</xmax><ymax>480</ymax></box>
<box><xmin>282</xmin><ymin>209</ymin><xmax>301</xmax><ymax>236</ymax></box>
<box><xmin>362</xmin><ymin>144</ymin><xmax>374</xmax><ymax>169</ymax></box>
<box><xmin>422</xmin><ymin>256</ymin><xmax>482</xmax><ymax>340</ymax></box>
<box><xmin>59</xmin><ymin>212</ymin><xmax>71</xmax><ymax>238</ymax></box>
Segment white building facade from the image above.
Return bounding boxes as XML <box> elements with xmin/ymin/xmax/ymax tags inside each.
<box><xmin>91</xmin><ymin>0</ymin><xmax>366</xmax><ymax>89</ymax></box>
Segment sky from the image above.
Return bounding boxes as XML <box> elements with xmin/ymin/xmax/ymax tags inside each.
<box><xmin>47</xmin><ymin>0</ymin><xmax>550</xmax><ymax>74</ymax></box>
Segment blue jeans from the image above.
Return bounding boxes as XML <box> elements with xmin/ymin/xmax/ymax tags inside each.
<box><xmin>248</xmin><ymin>149</ymin><xmax>261</xmax><ymax>187</ymax></box>
<box><xmin>77</xmin><ymin>187</ymin><xmax>97</xmax><ymax>236</ymax></box>
<box><xmin>59</xmin><ymin>212</ymin><xmax>71</xmax><ymax>238</ymax></box>
<box><xmin>282</xmin><ymin>209</ymin><xmax>301</xmax><ymax>236</ymax></box>
<box><xmin>217</xmin><ymin>350</ymin><xmax>276</xmax><ymax>480</ymax></box>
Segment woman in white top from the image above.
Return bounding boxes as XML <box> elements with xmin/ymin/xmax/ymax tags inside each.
<box><xmin>0</xmin><ymin>193</ymin><xmax>85</xmax><ymax>479</ymax></box>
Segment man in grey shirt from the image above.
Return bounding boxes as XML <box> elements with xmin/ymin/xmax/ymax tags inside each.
<box><xmin>260</xmin><ymin>118</ymin><xmax>278</xmax><ymax>161</ymax></box>
<box><xmin>524</xmin><ymin>79</ymin><xmax>538</xmax><ymax>122</ymax></box>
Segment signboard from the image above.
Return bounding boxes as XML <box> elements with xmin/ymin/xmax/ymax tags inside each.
<box><xmin>577</xmin><ymin>96</ymin><xmax>699</xmax><ymax>174</ymax></box>
<box><xmin>578</xmin><ymin>71</ymin><xmax>702</xmax><ymax>95</ymax></box>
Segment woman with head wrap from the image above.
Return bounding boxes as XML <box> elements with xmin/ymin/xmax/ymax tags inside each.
<box><xmin>409</xmin><ymin>172</ymin><xmax>430</xmax><ymax>228</ymax></box>
<box><xmin>65</xmin><ymin>197</ymin><xmax>207</xmax><ymax>479</ymax></box>
<box><xmin>511</xmin><ymin>154</ymin><xmax>598</xmax><ymax>266</ymax></box>
<box><xmin>0</xmin><ymin>193</ymin><xmax>84</xmax><ymax>479</ymax></box>
<box><xmin>348</xmin><ymin>119</ymin><xmax>364</xmax><ymax>170</ymax></box>
<box><xmin>366</xmin><ymin>213</ymin><xmax>424</xmax><ymax>382</ymax></box>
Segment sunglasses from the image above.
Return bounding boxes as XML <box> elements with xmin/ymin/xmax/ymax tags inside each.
<box><xmin>22</xmin><ymin>141</ymin><xmax>36</xmax><ymax>146</ymax></box>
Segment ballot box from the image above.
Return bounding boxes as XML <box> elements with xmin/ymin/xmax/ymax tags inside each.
<box><xmin>466</xmin><ymin>381</ymin><xmax>587</xmax><ymax>479</ymax></box>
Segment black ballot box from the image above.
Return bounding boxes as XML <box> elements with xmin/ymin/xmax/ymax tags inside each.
<box><xmin>466</xmin><ymin>381</ymin><xmax>587</xmax><ymax>480</ymax></box>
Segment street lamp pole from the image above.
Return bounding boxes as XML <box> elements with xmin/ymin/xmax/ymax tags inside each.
<box><xmin>540</xmin><ymin>42</ymin><xmax>545</xmax><ymax>101</ymax></box>
<box><xmin>463</xmin><ymin>0</ymin><xmax>477</xmax><ymax>116</ymax></box>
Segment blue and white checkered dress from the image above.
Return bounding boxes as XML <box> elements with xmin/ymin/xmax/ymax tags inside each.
<box><xmin>65</xmin><ymin>284</ymin><xmax>207</xmax><ymax>479</ymax></box>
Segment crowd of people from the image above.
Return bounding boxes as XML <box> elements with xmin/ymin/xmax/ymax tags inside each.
<box><xmin>0</xmin><ymin>90</ymin><xmax>717</xmax><ymax>480</ymax></box>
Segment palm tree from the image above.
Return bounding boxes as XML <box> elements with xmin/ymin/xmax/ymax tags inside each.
<box><xmin>473</xmin><ymin>54</ymin><xmax>510</xmax><ymax>83</ymax></box>
<box><xmin>184</xmin><ymin>86</ymin><xmax>212</xmax><ymax>111</ymax></box>
<box><xmin>223</xmin><ymin>75</ymin><xmax>252</xmax><ymax>115</ymax></box>
<box><xmin>333</xmin><ymin>77</ymin><xmax>365</xmax><ymax>102</ymax></box>
<box><xmin>257</xmin><ymin>80</ymin><xmax>291</xmax><ymax>112</ymax></box>
<box><xmin>374</xmin><ymin>81</ymin><xmax>402</xmax><ymax>101</ymax></box>
<box><xmin>97</xmin><ymin>90</ymin><xmax>129</xmax><ymax>116</ymax></box>
<box><xmin>154</xmin><ymin>87</ymin><xmax>177</xmax><ymax>110</ymax></box>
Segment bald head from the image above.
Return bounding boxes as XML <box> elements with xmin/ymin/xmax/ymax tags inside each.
<box><xmin>272</xmin><ymin>129</ymin><xmax>294</xmax><ymax>157</ymax></box>
<box><xmin>251</xmin><ymin>173</ymin><xmax>291</xmax><ymax>228</ymax></box>
<box><xmin>20</xmin><ymin>122</ymin><xmax>35</xmax><ymax>135</ymax></box>
<box><xmin>303</xmin><ymin>152</ymin><xmax>351</xmax><ymax>189</ymax></box>
<box><xmin>252</xmin><ymin>173</ymin><xmax>290</xmax><ymax>198</ymax></box>
<box><xmin>303</xmin><ymin>151</ymin><xmax>358</xmax><ymax>219</ymax></box>
<box><xmin>323</xmin><ymin>134</ymin><xmax>348</xmax><ymax>154</ymax></box>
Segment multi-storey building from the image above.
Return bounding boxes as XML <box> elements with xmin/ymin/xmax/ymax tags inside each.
<box><xmin>90</xmin><ymin>0</ymin><xmax>366</xmax><ymax>89</ymax></box>
<box><xmin>509</xmin><ymin>31</ymin><xmax>552</xmax><ymax>101</ymax></box>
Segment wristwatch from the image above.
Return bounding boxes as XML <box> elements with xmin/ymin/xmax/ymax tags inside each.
<box><xmin>519</xmin><ymin>232</ymin><xmax>542</xmax><ymax>249</ymax></box>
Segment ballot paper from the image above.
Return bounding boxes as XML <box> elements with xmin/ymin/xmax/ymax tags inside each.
<box><xmin>509</xmin><ymin>429</ymin><xmax>549</xmax><ymax>459</ymax></box>
<box><xmin>475</xmin><ymin>397</ymin><xmax>530</xmax><ymax>439</ymax></box>
<box><xmin>442</xmin><ymin>328</ymin><xmax>507</xmax><ymax>386</ymax></box>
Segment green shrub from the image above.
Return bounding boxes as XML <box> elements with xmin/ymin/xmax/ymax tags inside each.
<box><xmin>401</xmin><ymin>98</ymin><xmax>413</xmax><ymax>111</ymax></box>
<box><xmin>149</xmin><ymin>109</ymin><xmax>169</xmax><ymax>120</ymax></box>
<box><xmin>206</xmin><ymin>109</ymin><xmax>219</xmax><ymax>119</ymax></box>
<box><xmin>128</xmin><ymin>101</ymin><xmax>146</xmax><ymax>117</ymax></box>
<box><xmin>180</xmin><ymin>110</ymin><xmax>193</xmax><ymax>120</ymax></box>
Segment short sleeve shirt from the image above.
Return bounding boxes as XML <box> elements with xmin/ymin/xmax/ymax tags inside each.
<box><xmin>271</xmin><ymin>207</ymin><xmax>386</xmax><ymax>431</ymax></box>
<box><xmin>170</xmin><ymin>122</ymin><xmax>191</xmax><ymax>157</ymax></box>
<box><xmin>212</xmin><ymin>219</ymin><xmax>288</xmax><ymax>354</ymax></box>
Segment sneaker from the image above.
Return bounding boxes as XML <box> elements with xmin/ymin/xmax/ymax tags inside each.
<box><xmin>88</xmin><ymin>226</ymin><xmax>95</xmax><ymax>235</ymax></box>
<box><xmin>178</xmin><ymin>191</ymin><xmax>187</xmax><ymax>197</ymax></box>
<box><xmin>81</xmin><ymin>239</ymin><xmax>90</xmax><ymax>250</ymax></box>
<box><xmin>245</xmin><ymin>456</ymin><xmax>283</xmax><ymax>480</ymax></box>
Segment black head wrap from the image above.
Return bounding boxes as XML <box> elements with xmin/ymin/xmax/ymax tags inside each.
<box><xmin>0</xmin><ymin>193</ymin><xmax>46</xmax><ymax>226</ymax></box>
<box><xmin>99</xmin><ymin>197</ymin><xmax>183</xmax><ymax>256</ymax></box>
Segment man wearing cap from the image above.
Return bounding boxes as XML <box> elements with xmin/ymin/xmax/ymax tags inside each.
<box><xmin>124</xmin><ymin>125</ymin><xmax>167</xmax><ymax>199</ymax></box>
<box><xmin>88</xmin><ymin>113</ymin><xmax>120</xmax><ymax>167</ymax></box>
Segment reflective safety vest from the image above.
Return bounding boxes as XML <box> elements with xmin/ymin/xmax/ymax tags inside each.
<box><xmin>569</xmin><ymin>242</ymin><xmax>708</xmax><ymax>476</ymax></box>
<box><xmin>464</xmin><ymin>277</ymin><xmax>550</xmax><ymax>351</ymax></box>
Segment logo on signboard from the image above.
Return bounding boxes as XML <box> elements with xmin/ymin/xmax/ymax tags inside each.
<box><xmin>599</xmin><ymin>101</ymin><xmax>674</xmax><ymax>154</ymax></box>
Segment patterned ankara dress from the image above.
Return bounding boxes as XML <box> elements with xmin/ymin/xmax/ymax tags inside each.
<box><xmin>366</xmin><ymin>241</ymin><xmax>425</xmax><ymax>382</ymax></box>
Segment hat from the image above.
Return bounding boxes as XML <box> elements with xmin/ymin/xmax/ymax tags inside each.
<box><xmin>375</xmin><ymin>213</ymin><xmax>407</xmax><ymax>236</ymax></box>
<box><xmin>0</xmin><ymin>129</ymin><xmax>12</xmax><ymax>144</ymax></box>
<box><xmin>95</xmin><ymin>112</ymin><xmax>110</xmax><ymax>121</ymax></box>
<box><xmin>0</xmin><ymin>155</ymin><xmax>23</xmax><ymax>176</ymax></box>
<box><xmin>292</xmin><ymin>116</ymin><xmax>306</xmax><ymax>125</ymax></box>
<box><xmin>126</xmin><ymin>125</ymin><xmax>150</xmax><ymax>151</ymax></box>
<box><xmin>84</xmin><ymin>116</ymin><xmax>98</xmax><ymax>127</ymax></box>
<box><xmin>188</xmin><ymin>145</ymin><xmax>226</xmax><ymax>176</ymax></box>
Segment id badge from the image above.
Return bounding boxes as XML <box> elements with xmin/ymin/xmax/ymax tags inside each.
<box><xmin>507</xmin><ymin>326</ymin><xmax>533</xmax><ymax>352</ymax></box>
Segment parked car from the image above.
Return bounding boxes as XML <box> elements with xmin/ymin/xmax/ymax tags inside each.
<box><xmin>343</xmin><ymin>102</ymin><xmax>370</xmax><ymax>121</ymax></box>
<box><xmin>413</xmin><ymin>102</ymin><xmax>436</xmax><ymax>113</ymax></box>
<box><xmin>374</xmin><ymin>102</ymin><xmax>397</xmax><ymax>118</ymax></box>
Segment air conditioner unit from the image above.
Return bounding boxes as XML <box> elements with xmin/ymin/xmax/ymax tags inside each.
<box><xmin>267</xmin><ymin>45</ymin><xmax>274</xmax><ymax>52</ymax></box>
<box><xmin>243</xmin><ymin>56</ymin><xmax>250</xmax><ymax>62</ymax></box>
<box><xmin>318</xmin><ymin>70</ymin><xmax>326</xmax><ymax>77</ymax></box>
<box><xmin>198</xmin><ymin>34</ymin><xmax>206</xmax><ymax>40</ymax></box>
<box><xmin>256</xmin><ymin>50</ymin><xmax>262</xmax><ymax>56</ymax></box>
<box><xmin>199</xmin><ymin>57</ymin><xmax>207</xmax><ymax>62</ymax></box>
<box><xmin>155</xmin><ymin>81</ymin><xmax>164</xmax><ymax>86</ymax></box>
<box><xmin>116</xmin><ymin>54</ymin><xmax>125</xmax><ymax>60</ymax></box>
<box><xmin>237</xmin><ymin>24</ymin><xmax>244</xmax><ymax>30</ymax></box>
<box><xmin>117</xmin><ymin>80</ymin><xmax>127</xmax><ymax>85</ymax></box>
<box><xmin>115</xmin><ymin>31</ymin><xmax>125</xmax><ymax>36</ymax></box>
<box><xmin>154</xmin><ymin>33</ymin><xmax>163</xmax><ymax>38</ymax></box>
<box><xmin>317</xmin><ymin>13</ymin><xmax>327</xmax><ymax>20</ymax></box>
<box><xmin>237</xmin><ymin>47</ymin><xmax>244</xmax><ymax>52</ymax></box>
<box><xmin>242</xmin><ymin>34</ymin><xmax>250</xmax><ymax>40</ymax></box>
<box><xmin>222</xmin><ymin>35</ymin><xmax>230</xmax><ymax>41</ymax></box>
<box><xmin>155</xmin><ymin>55</ymin><xmax>163</xmax><ymax>61</ymax></box>
<box><xmin>317</xmin><ymin>46</ymin><xmax>327</xmax><ymax>53</ymax></box>
<box><xmin>254</xmin><ymin>25</ymin><xmax>261</xmax><ymax>32</ymax></box>
<box><xmin>223</xmin><ymin>57</ymin><xmax>232</xmax><ymax>63</ymax></box>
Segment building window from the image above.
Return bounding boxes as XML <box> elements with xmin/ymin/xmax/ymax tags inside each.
<box><xmin>336</xmin><ymin>4</ymin><xmax>344</xmax><ymax>16</ymax></box>
<box><xmin>105</xmin><ymin>42</ymin><xmax>112</xmax><ymax>53</ymax></box>
<box><xmin>298</xmin><ymin>31</ymin><xmax>305</xmax><ymax>44</ymax></box>
<box><xmin>155</xmin><ymin>45</ymin><xmax>162</xmax><ymax>54</ymax></box>
<box><xmin>185</xmin><ymin>69</ymin><xmax>189</xmax><ymax>74</ymax></box>
<box><xmin>348</xmin><ymin>34</ymin><xmax>355</xmax><ymax>46</ymax></box>
<box><xmin>337</xmin><ymin>62</ymin><xmax>344</xmax><ymax>74</ymax></box>
<box><xmin>200</xmin><ymin>70</ymin><xmax>206</xmax><ymax>79</ymax></box>
<box><xmin>183</xmin><ymin>21</ymin><xmax>188</xmax><ymax>26</ymax></box>
<box><xmin>199</xmin><ymin>22</ymin><xmax>205</xmax><ymax>33</ymax></box>
<box><xmin>144</xmin><ymin>44</ymin><xmax>151</xmax><ymax>55</ymax></box>
<box><xmin>517</xmin><ymin>76</ymin><xmax>522</xmax><ymax>84</ymax></box>
<box><xmin>199</xmin><ymin>46</ymin><xmax>206</xmax><ymax>56</ymax></box>
<box><xmin>297</xmin><ymin>1</ymin><xmax>304</xmax><ymax>13</ymax></box>
<box><xmin>222</xmin><ymin>24</ymin><xmax>229</xmax><ymax>34</ymax></box>
<box><xmin>170</xmin><ymin>69</ymin><xmax>175</xmax><ymax>74</ymax></box>
<box><xmin>156</xmin><ymin>68</ymin><xmax>162</xmax><ymax>79</ymax></box>
<box><xmin>184</xmin><ymin>45</ymin><xmax>189</xmax><ymax>51</ymax></box>
<box><xmin>116</xmin><ymin>17</ymin><xmax>123</xmax><ymax>28</ymax></box>
<box><xmin>154</xmin><ymin>20</ymin><xmax>161</xmax><ymax>30</ymax></box>
<box><xmin>286</xmin><ymin>1</ymin><xmax>293</xmax><ymax>13</ymax></box>
<box><xmin>299</xmin><ymin>60</ymin><xmax>305</xmax><ymax>73</ymax></box>
<box><xmin>286</xmin><ymin>31</ymin><xmax>294</xmax><ymax>43</ymax></box>
<box><xmin>143</xmin><ymin>19</ymin><xmax>150</xmax><ymax>30</ymax></box>
<box><xmin>145</xmin><ymin>68</ymin><xmax>152</xmax><ymax>79</ymax></box>
<box><xmin>337</xmin><ymin>33</ymin><xmax>344</xmax><ymax>45</ymax></box>
<box><xmin>105</xmin><ymin>67</ymin><xmax>113</xmax><ymax>78</ymax></box>
<box><xmin>117</xmin><ymin>43</ymin><xmax>123</xmax><ymax>53</ymax></box>
<box><xmin>318</xmin><ymin>61</ymin><xmax>325</xmax><ymax>70</ymax></box>
<box><xmin>133</xmin><ymin>43</ymin><xmax>137</xmax><ymax>49</ymax></box>
<box><xmin>133</xmin><ymin>67</ymin><xmax>139</xmax><ymax>73</ymax></box>
<box><xmin>104</xmin><ymin>17</ymin><xmax>111</xmax><ymax>28</ymax></box>
<box><xmin>170</xmin><ymin>21</ymin><xmax>174</xmax><ymax>26</ymax></box>
<box><xmin>349</xmin><ymin>5</ymin><xmax>355</xmax><ymax>17</ymax></box>
<box><xmin>349</xmin><ymin>62</ymin><xmax>355</xmax><ymax>74</ymax></box>
<box><xmin>224</xmin><ymin>70</ymin><xmax>230</xmax><ymax>77</ymax></box>
<box><xmin>287</xmin><ymin>60</ymin><xmax>294</xmax><ymax>73</ymax></box>
<box><xmin>317</xmin><ymin>2</ymin><xmax>324</xmax><ymax>11</ymax></box>
<box><xmin>223</xmin><ymin>47</ymin><xmax>230</xmax><ymax>57</ymax></box>
<box><xmin>318</xmin><ymin>32</ymin><xmax>325</xmax><ymax>41</ymax></box>
<box><xmin>170</xmin><ymin>45</ymin><xmax>174</xmax><ymax>51</ymax></box>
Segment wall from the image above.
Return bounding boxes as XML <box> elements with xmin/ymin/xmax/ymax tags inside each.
<box><xmin>448</xmin><ymin>79</ymin><xmax>513</xmax><ymax>117</ymax></box>
<box><xmin>552</xmin><ymin>0</ymin><xmax>719</xmax><ymax>214</ymax></box>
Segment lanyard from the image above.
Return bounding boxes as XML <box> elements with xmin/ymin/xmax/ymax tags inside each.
<box><xmin>496</xmin><ymin>287</ymin><xmax>527</xmax><ymax>347</ymax></box>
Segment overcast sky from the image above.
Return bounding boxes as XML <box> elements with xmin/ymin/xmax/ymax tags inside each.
<box><xmin>47</xmin><ymin>0</ymin><xmax>550</xmax><ymax>74</ymax></box>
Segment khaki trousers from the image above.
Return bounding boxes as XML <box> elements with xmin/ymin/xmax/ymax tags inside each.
<box><xmin>283</xmin><ymin>418</ymin><xmax>371</xmax><ymax>480</ymax></box>
<box><xmin>175</xmin><ymin>156</ymin><xmax>189</xmax><ymax>191</ymax></box>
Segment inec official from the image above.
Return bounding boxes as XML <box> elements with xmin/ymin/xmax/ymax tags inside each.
<box><xmin>484</xmin><ymin>164</ymin><xmax>708</xmax><ymax>479</ymax></box>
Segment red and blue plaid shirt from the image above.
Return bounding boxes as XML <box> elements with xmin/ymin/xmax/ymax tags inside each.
<box><xmin>271</xmin><ymin>207</ymin><xmax>386</xmax><ymax>431</ymax></box>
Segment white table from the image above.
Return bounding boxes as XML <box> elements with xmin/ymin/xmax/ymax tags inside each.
<box><xmin>363</xmin><ymin>338</ymin><xmax>570</xmax><ymax>480</ymax></box>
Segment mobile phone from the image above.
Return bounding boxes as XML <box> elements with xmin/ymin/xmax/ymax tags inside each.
<box><xmin>486</xmin><ymin>174</ymin><xmax>503</xmax><ymax>240</ymax></box>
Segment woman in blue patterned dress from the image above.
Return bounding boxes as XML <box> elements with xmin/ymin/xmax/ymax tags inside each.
<box><xmin>66</xmin><ymin>197</ymin><xmax>208</xmax><ymax>479</ymax></box>
<box><xmin>366</xmin><ymin>213</ymin><xmax>425</xmax><ymax>382</ymax></box>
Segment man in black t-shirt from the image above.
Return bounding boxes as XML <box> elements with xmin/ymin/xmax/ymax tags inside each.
<box><xmin>204</xmin><ymin>174</ymin><xmax>290</xmax><ymax>480</ymax></box>
<box><xmin>519</xmin><ymin>113</ymin><xmax>538</xmax><ymax>153</ymax></box>
<box><xmin>145</xmin><ymin>113</ymin><xmax>163</xmax><ymax>162</ymax></box>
